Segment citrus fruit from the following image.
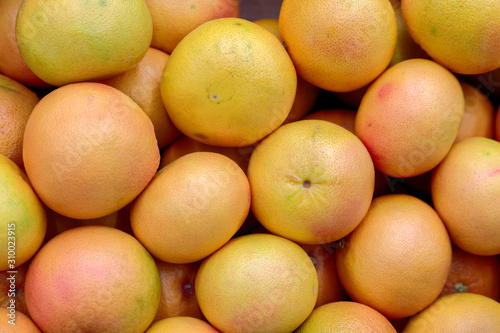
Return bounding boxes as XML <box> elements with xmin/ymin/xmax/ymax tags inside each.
<box><xmin>195</xmin><ymin>233</ymin><xmax>318</xmax><ymax>333</ymax></box>
<box><xmin>0</xmin><ymin>260</ymin><xmax>30</xmax><ymax>316</ymax></box>
<box><xmin>253</xmin><ymin>18</ymin><xmax>281</xmax><ymax>40</ymax></box>
<box><xmin>302</xmin><ymin>109</ymin><xmax>389</xmax><ymax>197</ymax></box>
<box><xmin>252</xmin><ymin>17</ymin><xmax>319</xmax><ymax>124</ymax></box>
<box><xmin>402</xmin><ymin>0</ymin><xmax>500</xmax><ymax>74</ymax></box>
<box><xmin>355</xmin><ymin>58</ymin><xmax>465</xmax><ymax>178</ymax></box>
<box><xmin>247</xmin><ymin>119</ymin><xmax>374</xmax><ymax>244</ymax></box>
<box><xmin>159</xmin><ymin>136</ymin><xmax>258</xmax><ymax>237</ymax></box>
<box><xmin>0</xmin><ymin>0</ymin><xmax>48</xmax><ymax>87</ymax></box>
<box><xmin>296</xmin><ymin>301</ymin><xmax>397</xmax><ymax>333</ymax></box>
<box><xmin>455</xmin><ymin>81</ymin><xmax>495</xmax><ymax>142</ymax></box>
<box><xmin>131</xmin><ymin>151</ymin><xmax>251</xmax><ymax>264</ymax></box>
<box><xmin>161</xmin><ymin>17</ymin><xmax>297</xmax><ymax>147</ymax></box>
<box><xmin>153</xmin><ymin>259</ymin><xmax>204</xmax><ymax>322</ymax></box>
<box><xmin>431</xmin><ymin>137</ymin><xmax>500</xmax><ymax>255</ymax></box>
<box><xmin>0</xmin><ymin>307</ymin><xmax>41</xmax><ymax>332</ymax></box>
<box><xmin>146</xmin><ymin>316</ymin><xmax>219</xmax><ymax>333</ymax></box>
<box><xmin>15</xmin><ymin>0</ymin><xmax>153</xmax><ymax>86</ymax></box>
<box><xmin>279</xmin><ymin>0</ymin><xmax>397</xmax><ymax>92</ymax></box>
<box><xmin>160</xmin><ymin>135</ymin><xmax>254</xmax><ymax>173</ymax></box>
<box><xmin>99</xmin><ymin>47</ymin><xmax>180</xmax><ymax>149</ymax></box>
<box><xmin>25</xmin><ymin>225</ymin><xmax>161</xmax><ymax>332</ymax></box>
<box><xmin>283</xmin><ymin>75</ymin><xmax>320</xmax><ymax>124</ymax></box>
<box><xmin>146</xmin><ymin>0</ymin><xmax>239</xmax><ymax>54</ymax></box>
<box><xmin>0</xmin><ymin>153</ymin><xmax>46</xmax><ymax>271</ymax></box>
<box><xmin>441</xmin><ymin>245</ymin><xmax>500</xmax><ymax>300</ymax></box>
<box><xmin>403</xmin><ymin>293</ymin><xmax>500</xmax><ymax>332</ymax></box>
<box><xmin>299</xmin><ymin>244</ymin><xmax>348</xmax><ymax>308</ymax></box>
<box><xmin>0</xmin><ymin>73</ymin><xmax>39</xmax><ymax>168</ymax></box>
<box><xmin>388</xmin><ymin>0</ymin><xmax>428</xmax><ymax>67</ymax></box>
<box><xmin>22</xmin><ymin>82</ymin><xmax>160</xmax><ymax>220</ymax></box>
<box><xmin>336</xmin><ymin>194</ymin><xmax>452</xmax><ymax>319</ymax></box>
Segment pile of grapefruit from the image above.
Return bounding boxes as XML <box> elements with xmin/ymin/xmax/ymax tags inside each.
<box><xmin>1</xmin><ymin>0</ymin><xmax>500</xmax><ymax>332</ymax></box>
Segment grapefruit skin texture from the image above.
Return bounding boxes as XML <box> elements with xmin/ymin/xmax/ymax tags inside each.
<box><xmin>25</xmin><ymin>226</ymin><xmax>161</xmax><ymax>333</ymax></box>
<box><xmin>195</xmin><ymin>233</ymin><xmax>318</xmax><ymax>333</ymax></box>
<box><xmin>402</xmin><ymin>0</ymin><xmax>500</xmax><ymax>74</ymax></box>
<box><xmin>146</xmin><ymin>0</ymin><xmax>240</xmax><ymax>54</ymax></box>
<box><xmin>296</xmin><ymin>301</ymin><xmax>397</xmax><ymax>333</ymax></box>
<box><xmin>248</xmin><ymin>119</ymin><xmax>375</xmax><ymax>245</ymax></box>
<box><xmin>279</xmin><ymin>0</ymin><xmax>397</xmax><ymax>92</ymax></box>
<box><xmin>454</xmin><ymin>81</ymin><xmax>495</xmax><ymax>142</ymax></box>
<box><xmin>440</xmin><ymin>245</ymin><xmax>500</xmax><ymax>300</ymax></box>
<box><xmin>404</xmin><ymin>293</ymin><xmax>500</xmax><ymax>332</ymax></box>
<box><xmin>336</xmin><ymin>194</ymin><xmax>452</xmax><ymax>319</ymax></box>
<box><xmin>146</xmin><ymin>316</ymin><xmax>220</xmax><ymax>333</ymax></box>
<box><xmin>0</xmin><ymin>0</ymin><xmax>49</xmax><ymax>87</ymax></box>
<box><xmin>431</xmin><ymin>137</ymin><xmax>500</xmax><ymax>256</ymax></box>
<box><xmin>0</xmin><ymin>154</ymin><xmax>46</xmax><ymax>271</ymax></box>
<box><xmin>98</xmin><ymin>47</ymin><xmax>181</xmax><ymax>149</ymax></box>
<box><xmin>23</xmin><ymin>82</ymin><xmax>160</xmax><ymax>220</ymax></box>
<box><xmin>355</xmin><ymin>58</ymin><xmax>465</xmax><ymax>178</ymax></box>
<box><xmin>161</xmin><ymin>17</ymin><xmax>297</xmax><ymax>147</ymax></box>
<box><xmin>15</xmin><ymin>0</ymin><xmax>153</xmax><ymax>86</ymax></box>
<box><xmin>131</xmin><ymin>151</ymin><xmax>251</xmax><ymax>264</ymax></box>
<box><xmin>0</xmin><ymin>73</ymin><xmax>40</xmax><ymax>168</ymax></box>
